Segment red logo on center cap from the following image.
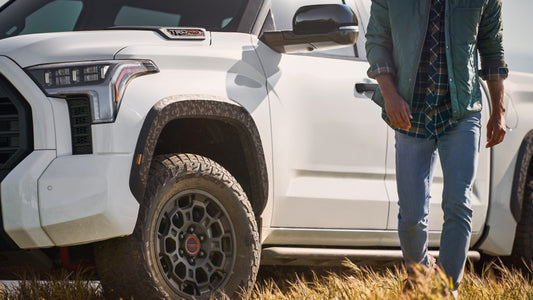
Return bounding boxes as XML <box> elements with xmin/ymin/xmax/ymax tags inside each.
<box><xmin>185</xmin><ymin>236</ymin><xmax>200</xmax><ymax>255</ymax></box>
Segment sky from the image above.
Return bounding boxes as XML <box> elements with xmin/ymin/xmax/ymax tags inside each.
<box><xmin>502</xmin><ymin>0</ymin><xmax>533</xmax><ymax>73</ymax></box>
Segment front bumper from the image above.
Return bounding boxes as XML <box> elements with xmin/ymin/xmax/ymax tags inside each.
<box><xmin>0</xmin><ymin>55</ymin><xmax>139</xmax><ymax>249</ymax></box>
<box><xmin>2</xmin><ymin>152</ymin><xmax>139</xmax><ymax>248</ymax></box>
<box><xmin>38</xmin><ymin>154</ymin><xmax>139</xmax><ymax>246</ymax></box>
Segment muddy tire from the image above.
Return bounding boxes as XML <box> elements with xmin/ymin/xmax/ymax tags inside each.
<box><xmin>95</xmin><ymin>153</ymin><xmax>260</xmax><ymax>299</ymax></box>
<box><xmin>510</xmin><ymin>176</ymin><xmax>533</xmax><ymax>268</ymax></box>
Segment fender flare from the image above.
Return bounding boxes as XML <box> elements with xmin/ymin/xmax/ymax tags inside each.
<box><xmin>510</xmin><ymin>130</ymin><xmax>533</xmax><ymax>222</ymax></box>
<box><xmin>129</xmin><ymin>94</ymin><xmax>269</xmax><ymax>216</ymax></box>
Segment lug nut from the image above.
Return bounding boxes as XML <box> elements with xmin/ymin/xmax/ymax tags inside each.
<box><xmin>179</xmin><ymin>249</ymin><xmax>184</xmax><ymax>256</ymax></box>
<box><xmin>189</xmin><ymin>227</ymin><xmax>195</xmax><ymax>233</ymax></box>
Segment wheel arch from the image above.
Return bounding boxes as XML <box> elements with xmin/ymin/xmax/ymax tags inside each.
<box><xmin>510</xmin><ymin>129</ymin><xmax>533</xmax><ymax>222</ymax></box>
<box><xmin>129</xmin><ymin>94</ymin><xmax>268</xmax><ymax>217</ymax></box>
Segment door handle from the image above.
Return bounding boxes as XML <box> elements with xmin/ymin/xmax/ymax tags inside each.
<box><xmin>355</xmin><ymin>83</ymin><xmax>378</xmax><ymax>93</ymax></box>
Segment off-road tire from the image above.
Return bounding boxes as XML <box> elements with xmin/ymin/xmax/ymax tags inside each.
<box><xmin>510</xmin><ymin>176</ymin><xmax>533</xmax><ymax>268</ymax></box>
<box><xmin>95</xmin><ymin>153</ymin><xmax>260</xmax><ymax>299</ymax></box>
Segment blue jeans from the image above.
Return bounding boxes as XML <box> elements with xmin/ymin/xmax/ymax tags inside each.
<box><xmin>395</xmin><ymin>112</ymin><xmax>481</xmax><ymax>290</ymax></box>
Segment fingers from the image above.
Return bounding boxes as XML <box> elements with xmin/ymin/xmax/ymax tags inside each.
<box><xmin>486</xmin><ymin>127</ymin><xmax>506</xmax><ymax>148</ymax></box>
<box><xmin>485</xmin><ymin>120</ymin><xmax>506</xmax><ymax>148</ymax></box>
<box><xmin>485</xmin><ymin>114</ymin><xmax>506</xmax><ymax>148</ymax></box>
<box><xmin>387</xmin><ymin>103</ymin><xmax>412</xmax><ymax>130</ymax></box>
<box><xmin>398</xmin><ymin>104</ymin><xmax>413</xmax><ymax>129</ymax></box>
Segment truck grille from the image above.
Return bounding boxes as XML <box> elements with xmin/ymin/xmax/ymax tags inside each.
<box><xmin>0</xmin><ymin>75</ymin><xmax>33</xmax><ymax>180</ymax></box>
<box><xmin>66</xmin><ymin>96</ymin><xmax>93</xmax><ymax>155</ymax></box>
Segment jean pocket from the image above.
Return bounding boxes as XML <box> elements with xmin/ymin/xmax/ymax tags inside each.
<box><xmin>463</xmin><ymin>112</ymin><xmax>482</xmax><ymax>129</ymax></box>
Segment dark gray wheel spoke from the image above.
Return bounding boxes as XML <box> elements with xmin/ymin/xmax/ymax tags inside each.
<box><xmin>155</xmin><ymin>189</ymin><xmax>236</xmax><ymax>298</ymax></box>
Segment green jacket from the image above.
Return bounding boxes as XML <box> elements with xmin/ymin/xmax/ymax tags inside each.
<box><xmin>365</xmin><ymin>0</ymin><xmax>507</xmax><ymax>120</ymax></box>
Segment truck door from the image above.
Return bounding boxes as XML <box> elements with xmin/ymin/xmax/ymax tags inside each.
<box><xmin>257</xmin><ymin>0</ymin><xmax>389</xmax><ymax>230</ymax></box>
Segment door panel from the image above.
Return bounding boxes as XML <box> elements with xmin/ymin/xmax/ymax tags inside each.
<box><xmin>255</xmin><ymin>41</ymin><xmax>389</xmax><ymax>229</ymax></box>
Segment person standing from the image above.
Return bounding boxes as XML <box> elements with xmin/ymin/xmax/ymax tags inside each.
<box><xmin>365</xmin><ymin>0</ymin><xmax>508</xmax><ymax>296</ymax></box>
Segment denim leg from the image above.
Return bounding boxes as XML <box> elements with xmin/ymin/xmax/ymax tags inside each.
<box><xmin>395</xmin><ymin>131</ymin><xmax>437</xmax><ymax>267</ymax></box>
<box><xmin>437</xmin><ymin>112</ymin><xmax>481</xmax><ymax>290</ymax></box>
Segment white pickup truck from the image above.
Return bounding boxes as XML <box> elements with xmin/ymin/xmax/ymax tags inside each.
<box><xmin>0</xmin><ymin>0</ymin><xmax>531</xmax><ymax>299</ymax></box>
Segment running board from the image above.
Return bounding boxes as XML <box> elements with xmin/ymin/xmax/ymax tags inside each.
<box><xmin>261</xmin><ymin>247</ymin><xmax>481</xmax><ymax>266</ymax></box>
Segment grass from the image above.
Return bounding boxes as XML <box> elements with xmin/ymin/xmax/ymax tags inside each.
<box><xmin>252</xmin><ymin>260</ymin><xmax>533</xmax><ymax>300</ymax></box>
<box><xmin>0</xmin><ymin>271</ymin><xmax>103</xmax><ymax>300</ymax></box>
<box><xmin>0</xmin><ymin>260</ymin><xmax>531</xmax><ymax>299</ymax></box>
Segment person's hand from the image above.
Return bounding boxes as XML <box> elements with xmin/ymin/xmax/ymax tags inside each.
<box><xmin>486</xmin><ymin>111</ymin><xmax>506</xmax><ymax>148</ymax></box>
<box><xmin>384</xmin><ymin>93</ymin><xmax>412</xmax><ymax>131</ymax></box>
<box><xmin>375</xmin><ymin>74</ymin><xmax>412</xmax><ymax>130</ymax></box>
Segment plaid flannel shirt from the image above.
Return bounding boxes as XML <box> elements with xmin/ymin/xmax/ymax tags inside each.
<box><xmin>367</xmin><ymin>0</ymin><xmax>509</xmax><ymax>138</ymax></box>
<box><xmin>387</xmin><ymin>0</ymin><xmax>454</xmax><ymax>138</ymax></box>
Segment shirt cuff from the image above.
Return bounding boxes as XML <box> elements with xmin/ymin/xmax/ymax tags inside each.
<box><xmin>479</xmin><ymin>59</ymin><xmax>509</xmax><ymax>81</ymax></box>
<box><xmin>367</xmin><ymin>62</ymin><xmax>396</xmax><ymax>79</ymax></box>
<box><xmin>479</xmin><ymin>66</ymin><xmax>509</xmax><ymax>81</ymax></box>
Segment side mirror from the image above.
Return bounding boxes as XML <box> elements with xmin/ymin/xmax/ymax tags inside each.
<box><xmin>260</xmin><ymin>4</ymin><xmax>358</xmax><ymax>54</ymax></box>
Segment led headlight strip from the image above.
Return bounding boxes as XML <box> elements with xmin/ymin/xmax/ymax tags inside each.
<box><xmin>26</xmin><ymin>60</ymin><xmax>159</xmax><ymax>123</ymax></box>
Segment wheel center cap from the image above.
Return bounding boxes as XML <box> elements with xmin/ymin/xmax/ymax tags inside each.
<box><xmin>185</xmin><ymin>236</ymin><xmax>200</xmax><ymax>255</ymax></box>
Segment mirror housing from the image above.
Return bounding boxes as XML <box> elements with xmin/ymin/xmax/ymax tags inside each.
<box><xmin>260</xmin><ymin>4</ymin><xmax>358</xmax><ymax>54</ymax></box>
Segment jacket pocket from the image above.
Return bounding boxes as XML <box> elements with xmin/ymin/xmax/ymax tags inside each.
<box><xmin>451</xmin><ymin>8</ymin><xmax>482</xmax><ymax>45</ymax></box>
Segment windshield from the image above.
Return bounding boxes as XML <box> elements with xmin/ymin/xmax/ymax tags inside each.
<box><xmin>0</xmin><ymin>0</ymin><xmax>251</xmax><ymax>39</ymax></box>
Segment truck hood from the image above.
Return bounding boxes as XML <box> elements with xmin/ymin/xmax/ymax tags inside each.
<box><xmin>0</xmin><ymin>29</ymin><xmax>211</xmax><ymax>68</ymax></box>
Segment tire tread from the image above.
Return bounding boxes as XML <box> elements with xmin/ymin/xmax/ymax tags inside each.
<box><xmin>95</xmin><ymin>153</ymin><xmax>259</xmax><ymax>299</ymax></box>
<box><xmin>511</xmin><ymin>176</ymin><xmax>533</xmax><ymax>266</ymax></box>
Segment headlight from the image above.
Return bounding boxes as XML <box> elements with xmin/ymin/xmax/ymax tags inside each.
<box><xmin>26</xmin><ymin>60</ymin><xmax>159</xmax><ymax>123</ymax></box>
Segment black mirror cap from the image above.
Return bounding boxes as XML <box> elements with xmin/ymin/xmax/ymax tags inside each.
<box><xmin>259</xmin><ymin>3</ymin><xmax>358</xmax><ymax>54</ymax></box>
<box><xmin>293</xmin><ymin>4</ymin><xmax>357</xmax><ymax>35</ymax></box>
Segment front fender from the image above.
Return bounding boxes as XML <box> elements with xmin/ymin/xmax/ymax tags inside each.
<box><xmin>129</xmin><ymin>95</ymin><xmax>269</xmax><ymax>215</ymax></box>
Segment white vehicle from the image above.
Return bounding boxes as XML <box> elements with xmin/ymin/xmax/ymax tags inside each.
<box><xmin>0</xmin><ymin>0</ymin><xmax>531</xmax><ymax>298</ymax></box>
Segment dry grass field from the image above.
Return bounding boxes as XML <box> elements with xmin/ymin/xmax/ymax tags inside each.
<box><xmin>252</xmin><ymin>260</ymin><xmax>533</xmax><ymax>300</ymax></box>
<box><xmin>0</xmin><ymin>260</ymin><xmax>531</xmax><ymax>299</ymax></box>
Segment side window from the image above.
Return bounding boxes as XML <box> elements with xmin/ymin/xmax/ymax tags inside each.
<box><xmin>270</xmin><ymin>0</ymin><xmax>359</xmax><ymax>59</ymax></box>
<box><xmin>19</xmin><ymin>1</ymin><xmax>83</xmax><ymax>35</ymax></box>
<box><xmin>114</xmin><ymin>6</ymin><xmax>181</xmax><ymax>27</ymax></box>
